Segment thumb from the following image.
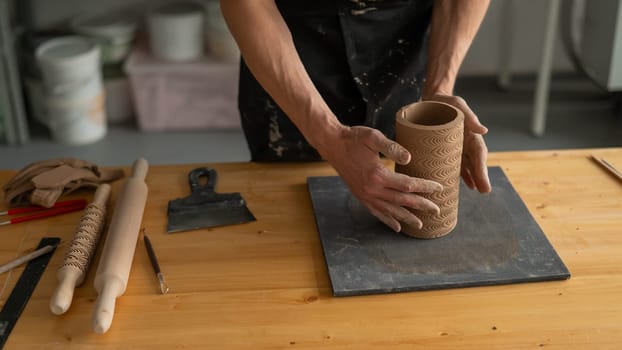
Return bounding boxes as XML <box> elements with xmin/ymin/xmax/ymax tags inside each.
<box><xmin>456</xmin><ymin>100</ymin><xmax>488</xmax><ymax>135</ymax></box>
<box><xmin>464</xmin><ymin>112</ymin><xmax>488</xmax><ymax>135</ymax></box>
<box><xmin>366</xmin><ymin>128</ymin><xmax>411</xmax><ymax>165</ymax></box>
<box><xmin>426</xmin><ymin>94</ymin><xmax>488</xmax><ymax>135</ymax></box>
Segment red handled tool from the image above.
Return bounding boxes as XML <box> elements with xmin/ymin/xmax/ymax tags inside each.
<box><xmin>0</xmin><ymin>199</ymin><xmax>87</xmax><ymax>226</ymax></box>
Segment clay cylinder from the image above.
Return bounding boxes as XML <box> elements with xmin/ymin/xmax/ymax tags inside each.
<box><xmin>395</xmin><ymin>101</ymin><xmax>464</xmax><ymax>239</ymax></box>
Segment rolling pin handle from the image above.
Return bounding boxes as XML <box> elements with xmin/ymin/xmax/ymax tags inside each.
<box><xmin>92</xmin><ymin>184</ymin><xmax>111</xmax><ymax>207</ymax></box>
<box><xmin>131</xmin><ymin>158</ymin><xmax>149</xmax><ymax>182</ymax></box>
<box><xmin>92</xmin><ymin>278</ymin><xmax>124</xmax><ymax>334</ymax></box>
<box><xmin>49</xmin><ymin>268</ymin><xmax>80</xmax><ymax>315</ymax></box>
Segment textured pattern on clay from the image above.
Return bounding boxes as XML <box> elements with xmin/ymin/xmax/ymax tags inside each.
<box><xmin>395</xmin><ymin>101</ymin><xmax>464</xmax><ymax>238</ymax></box>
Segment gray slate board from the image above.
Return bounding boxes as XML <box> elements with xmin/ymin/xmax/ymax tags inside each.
<box><xmin>307</xmin><ymin>167</ymin><xmax>570</xmax><ymax>297</ymax></box>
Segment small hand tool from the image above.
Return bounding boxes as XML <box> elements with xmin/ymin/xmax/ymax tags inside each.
<box><xmin>142</xmin><ymin>230</ymin><xmax>169</xmax><ymax>295</ymax></box>
<box><xmin>0</xmin><ymin>199</ymin><xmax>87</xmax><ymax>226</ymax></box>
<box><xmin>0</xmin><ymin>243</ymin><xmax>57</xmax><ymax>275</ymax></box>
<box><xmin>167</xmin><ymin>167</ymin><xmax>256</xmax><ymax>233</ymax></box>
<box><xmin>590</xmin><ymin>155</ymin><xmax>622</xmax><ymax>183</ymax></box>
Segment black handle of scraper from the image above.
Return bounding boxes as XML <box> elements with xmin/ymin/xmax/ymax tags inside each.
<box><xmin>188</xmin><ymin>167</ymin><xmax>218</xmax><ymax>194</ymax></box>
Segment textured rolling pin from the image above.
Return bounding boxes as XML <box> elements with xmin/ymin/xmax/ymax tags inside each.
<box><xmin>49</xmin><ymin>184</ymin><xmax>111</xmax><ymax>315</ymax></box>
<box><xmin>91</xmin><ymin>158</ymin><xmax>149</xmax><ymax>334</ymax></box>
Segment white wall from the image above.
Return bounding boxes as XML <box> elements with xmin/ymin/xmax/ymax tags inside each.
<box><xmin>26</xmin><ymin>0</ymin><xmax>575</xmax><ymax>76</ymax></box>
<box><xmin>461</xmin><ymin>0</ymin><xmax>573</xmax><ymax>76</ymax></box>
<box><xmin>580</xmin><ymin>0</ymin><xmax>622</xmax><ymax>90</ymax></box>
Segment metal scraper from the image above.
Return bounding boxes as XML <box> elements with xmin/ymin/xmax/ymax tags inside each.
<box><xmin>167</xmin><ymin>167</ymin><xmax>256</xmax><ymax>233</ymax></box>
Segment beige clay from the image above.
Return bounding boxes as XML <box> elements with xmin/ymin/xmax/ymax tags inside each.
<box><xmin>395</xmin><ymin>101</ymin><xmax>464</xmax><ymax>238</ymax></box>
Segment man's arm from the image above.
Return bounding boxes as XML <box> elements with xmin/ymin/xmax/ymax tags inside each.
<box><xmin>220</xmin><ymin>1</ymin><xmax>340</xmax><ymax>152</ymax></box>
<box><xmin>423</xmin><ymin>0</ymin><xmax>492</xmax><ymax>193</ymax></box>
<box><xmin>221</xmin><ymin>1</ymin><xmax>442</xmax><ymax>232</ymax></box>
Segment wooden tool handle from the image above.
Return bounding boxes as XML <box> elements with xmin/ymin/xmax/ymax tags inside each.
<box><xmin>92</xmin><ymin>158</ymin><xmax>149</xmax><ymax>334</ymax></box>
<box><xmin>49</xmin><ymin>268</ymin><xmax>81</xmax><ymax>315</ymax></box>
<box><xmin>131</xmin><ymin>158</ymin><xmax>149</xmax><ymax>182</ymax></box>
<box><xmin>92</xmin><ymin>276</ymin><xmax>125</xmax><ymax>334</ymax></box>
<box><xmin>92</xmin><ymin>183</ymin><xmax>112</xmax><ymax>207</ymax></box>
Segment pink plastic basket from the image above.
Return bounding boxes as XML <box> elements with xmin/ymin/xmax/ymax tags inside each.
<box><xmin>124</xmin><ymin>45</ymin><xmax>240</xmax><ymax>131</ymax></box>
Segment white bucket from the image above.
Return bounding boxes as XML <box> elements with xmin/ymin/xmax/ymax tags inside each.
<box><xmin>148</xmin><ymin>1</ymin><xmax>205</xmax><ymax>62</ymax></box>
<box><xmin>35</xmin><ymin>36</ymin><xmax>101</xmax><ymax>94</ymax></box>
<box><xmin>44</xmin><ymin>77</ymin><xmax>107</xmax><ymax>145</ymax></box>
<box><xmin>71</xmin><ymin>13</ymin><xmax>137</xmax><ymax>65</ymax></box>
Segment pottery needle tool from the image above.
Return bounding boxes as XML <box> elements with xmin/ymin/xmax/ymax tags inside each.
<box><xmin>590</xmin><ymin>155</ymin><xmax>622</xmax><ymax>183</ymax></box>
<box><xmin>0</xmin><ymin>242</ymin><xmax>57</xmax><ymax>275</ymax></box>
<box><xmin>50</xmin><ymin>184</ymin><xmax>111</xmax><ymax>315</ymax></box>
<box><xmin>0</xmin><ymin>199</ymin><xmax>87</xmax><ymax>226</ymax></box>
<box><xmin>142</xmin><ymin>229</ymin><xmax>169</xmax><ymax>295</ymax></box>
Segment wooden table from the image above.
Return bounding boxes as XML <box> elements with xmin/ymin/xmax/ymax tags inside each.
<box><xmin>1</xmin><ymin>148</ymin><xmax>621</xmax><ymax>349</ymax></box>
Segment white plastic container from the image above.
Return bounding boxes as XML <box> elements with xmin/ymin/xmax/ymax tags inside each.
<box><xmin>35</xmin><ymin>36</ymin><xmax>101</xmax><ymax>94</ymax></box>
<box><xmin>148</xmin><ymin>1</ymin><xmax>205</xmax><ymax>62</ymax></box>
<box><xmin>71</xmin><ymin>13</ymin><xmax>137</xmax><ymax>65</ymax></box>
<box><xmin>44</xmin><ymin>77</ymin><xmax>107</xmax><ymax>145</ymax></box>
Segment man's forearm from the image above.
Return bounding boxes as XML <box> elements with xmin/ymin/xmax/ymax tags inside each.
<box><xmin>220</xmin><ymin>1</ymin><xmax>344</xmax><ymax>155</ymax></box>
<box><xmin>423</xmin><ymin>0</ymin><xmax>490</xmax><ymax>97</ymax></box>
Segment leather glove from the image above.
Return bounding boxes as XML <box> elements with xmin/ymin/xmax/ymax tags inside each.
<box><xmin>3</xmin><ymin>158</ymin><xmax>124</xmax><ymax>208</ymax></box>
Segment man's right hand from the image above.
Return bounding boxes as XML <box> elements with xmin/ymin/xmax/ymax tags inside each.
<box><xmin>221</xmin><ymin>2</ymin><xmax>441</xmax><ymax>232</ymax></box>
<box><xmin>320</xmin><ymin>125</ymin><xmax>443</xmax><ymax>232</ymax></box>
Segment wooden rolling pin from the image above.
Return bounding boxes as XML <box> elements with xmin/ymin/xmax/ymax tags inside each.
<box><xmin>50</xmin><ymin>184</ymin><xmax>111</xmax><ymax>315</ymax></box>
<box><xmin>91</xmin><ymin>158</ymin><xmax>149</xmax><ymax>334</ymax></box>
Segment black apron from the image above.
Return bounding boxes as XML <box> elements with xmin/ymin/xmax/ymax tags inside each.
<box><xmin>238</xmin><ymin>0</ymin><xmax>434</xmax><ymax>161</ymax></box>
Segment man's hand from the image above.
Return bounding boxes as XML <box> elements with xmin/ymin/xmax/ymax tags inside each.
<box><xmin>321</xmin><ymin>126</ymin><xmax>443</xmax><ymax>232</ymax></box>
<box><xmin>423</xmin><ymin>94</ymin><xmax>492</xmax><ymax>193</ymax></box>
<box><xmin>422</xmin><ymin>0</ymin><xmax>490</xmax><ymax>194</ymax></box>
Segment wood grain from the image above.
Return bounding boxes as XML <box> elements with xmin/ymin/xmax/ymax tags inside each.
<box><xmin>0</xmin><ymin>148</ymin><xmax>621</xmax><ymax>349</ymax></box>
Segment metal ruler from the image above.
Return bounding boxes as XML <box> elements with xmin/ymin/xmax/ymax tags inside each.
<box><xmin>0</xmin><ymin>237</ymin><xmax>59</xmax><ymax>349</ymax></box>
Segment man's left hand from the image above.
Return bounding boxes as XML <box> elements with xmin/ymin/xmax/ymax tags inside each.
<box><xmin>423</xmin><ymin>94</ymin><xmax>492</xmax><ymax>193</ymax></box>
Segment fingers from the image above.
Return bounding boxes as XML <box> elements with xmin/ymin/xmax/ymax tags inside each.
<box><xmin>362</xmin><ymin>169</ymin><xmax>442</xmax><ymax>233</ymax></box>
<box><xmin>463</xmin><ymin>134</ymin><xmax>492</xmax><ymax>193</ymax></box>
<box><xmin>385</xmin><ymin>190</ymin><xmax>440</xmax><ymax>215</ymax></box>
<box><xmin>361</xmin><ymin>128</ymin><xmax>411</xmax><ymax>165</ymax></box>
<box><xmin>367</xmin><ymin>205</ymin><xmax>401</xmax><ymax>232</ymax></box>
<box><xmin>381</xmin><ymin>172</ymin><xmax>441</xmax><ymax>213</ymax></box>
<box><xmin>425</xmin><ymin>94</ymin><xmax>488</xmax><ymax>135</ymax></box>
<box><xmin>422</xmin><ymin>96</ymin><xmax>490</xmax><ymax>193</ymax></box>
<box><xmin>460</xmin><ymin>157</ymin><xmax>476</xmax><ymax>190</ymax></box>
<box><xmin>367</xmin><ymin>201</ymin><xmax>424</xmax><ymax>233</ymax></box>
<box><xmin>457</xmin><ymin>98</ymin><xmax>488</xmax><ymax>135</ymax></box>
<box><xmin>469</xmin><ymin>135</ymin><xmax>491</xmax><ymax>193</ymax></box>
<box><xmin>387</xmin><ymin>171</ymin><xmax>443</xmax><ymax>193</ymax></box>
<box><xmin>471</xmin><ymin>156</ymin><xmax>491</xmax><ymax>193</ymax></box>
<box><xmin>366</xmin><ymin>167</ymin><xmax>441</xmax><ymax>212</ymax></box>
<box><xmin>345</xmin><ymin>125</ymin><xmax>490</xmax><ymax>235</ymax></box>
